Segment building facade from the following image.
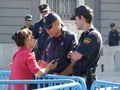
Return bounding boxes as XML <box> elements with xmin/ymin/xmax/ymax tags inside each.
<box><xmin>0</xmin><ymin>0</ymin><xmax>120</xmax><ymax>72</ymax></box>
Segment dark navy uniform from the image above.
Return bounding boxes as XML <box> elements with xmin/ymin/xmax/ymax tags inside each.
<box><xmin>32</xmin><ymin>4</ymin><xmax>50</xmax><ymax>61</ymax></box>
<box><xmin>33</xmin><ymin>19</ymin><xmax>49</xmax><ymax>61</ymax></box>
<box><xmin>108</xmin><ymin>30</ymin><xmax>120</xmax><ymax>46</ymax></box>
<box><xmin>20</xmin><ymin>14</ymin><xmax>34</xmax><ymax>32</ymax></box>
<box><xmin>20</xmin><ymin>25</ymin><xmax>34</xmax><ymax>32</ymax></box>
<box><xmin>42</xmin><ymin>28</ymin><xmax>77</xmax><ymax>74</ymax></box>
<box><xmin>73</xmin><ymin>27</ymin><xmax>102</xmax><ymax>89</ymax></box>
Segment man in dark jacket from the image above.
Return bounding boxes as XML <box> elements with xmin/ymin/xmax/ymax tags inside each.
<box><xmin>107</xmin><ymin>23</ymin><xmax>120</xmax><ymax>46</ymax></box>
<box><xmin>68</xmin><ymin>5</ymin><xmax>103</xmax><ymax>89</ymax></box>
<box><xmin>33</xmin><ymin>4</ymin><xmax>51</xmax><ymax>61</ymax></box>
<box><xmin>21</xmin><ymin>14</ymin><xmax>34</xmax><ymax>32</ymax></box>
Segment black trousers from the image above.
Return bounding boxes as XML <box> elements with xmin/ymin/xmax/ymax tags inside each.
<box><xmin>86</xmin><ymin>68</ymin><xmax>96</xmax><ymax>90</ymax></box>
<box><xmin>73</xmin><ymin>68</ymin><xmax>96</xmax><ymax>90</ymax></box>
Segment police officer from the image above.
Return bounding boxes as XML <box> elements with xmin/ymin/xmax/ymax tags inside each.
<box><xmin>68</xmin><ymin>5</ymin><xmax>102</xmax><ymax>89</ymax></box>
<box><xmin>40</xmin><ymin>12</ymin><xmax>78</xmax><ymax>75</ymax></box>
<box><xmin>107</xmin><ymin>23</ymin><xmax>120</xmax><ymax>46</ymax></box>
<box><xmin>33</xmin><ymin>4</ymin><xmax>51</xmax><ymax>61</ymax></box>
<box><xmin>21</xmin><ymin>14</ymin><xmax>34</xmax><ymax>32</ymax></box>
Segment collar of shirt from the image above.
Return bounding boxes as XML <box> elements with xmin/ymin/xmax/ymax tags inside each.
<box><xmin>53</xmin><ymin>33</ymin><xmax>64</xmax><ymax>41</ymax></box>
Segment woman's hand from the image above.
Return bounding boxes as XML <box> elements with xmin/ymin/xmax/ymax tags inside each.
<box><xmin>38</xmin><ymin>60</ymin><xmax>48</xmax><ymax>68</ymax></box>
<box><xmin>35</xmin><ymin>60</ymin><xmax>58</xmax><ymax>78</ymax></box>
<box><xmin>9</xmin><ymin>63</ymin><xmax>12</xmax><ymax>70</ymax></box>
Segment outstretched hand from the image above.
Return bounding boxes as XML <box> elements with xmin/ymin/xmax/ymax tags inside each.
<box><xmin>38</xmin><ymin>60</ymin><xmax>48</xmax><ymax>68</ymax></box>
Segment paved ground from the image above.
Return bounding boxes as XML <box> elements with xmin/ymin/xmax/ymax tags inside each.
<box><xmin>97</xmin><ymin>71</ymin><xmax>120</xmax><ymax>83</ymax></box>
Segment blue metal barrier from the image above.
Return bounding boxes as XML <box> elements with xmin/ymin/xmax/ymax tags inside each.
<box><xmin>0</xmin><ymin>70</ymin><xmax>10</xmax><ymax>80</ymax></box>
<box><xmin>0</xmin><ymin>79</ymin><xmax>75</xmax><ymax>90</ymax></box>
<box><xmin>0</xmin><ymin>70</ymin><xmax>87</xmax><ymax>90</ymax></box>
<box><xmin>37</xmin><ymin>82</ymin><xmax>82</xmax><ymax>90</ymax></box>
<box><xmin>42</xmin><ymin>74</ymin><xmax>87</xmax><ymax>90</ymax></box>
<box><xmin>90</xmin><ymin>80</ymin><xmax>120</xmax><ymax>90</ymax></box>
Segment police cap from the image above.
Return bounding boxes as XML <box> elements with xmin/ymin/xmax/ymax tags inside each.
<box><xmin>75</xmin><ymin>5</ymin><xmax>93</xmax><ymax>16</ymax></box>
<box><xmin>71</xmin><ymin>5</ymin><xmax>93</xmax><ymax>20</ymax></box>
<box><xmin>110</xmin><ymin>23</ymin><xmax>115</xmax><ymax>27</ymax></box>
<box><xmin>43</xmin><ymin>13</ymin><xmax>61</xmax><ymax>29</ymax></box>
<box><xmin>38</xmin><ymin>4</ymin><xmax>50</xmax><ymax>13</ymax></box>
<box><xmin>25</xmin><ymin>14</ymin><xmax>32</xmax><ymax>21</ymax></box>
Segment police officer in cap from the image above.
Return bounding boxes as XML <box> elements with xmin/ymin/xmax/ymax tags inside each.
<box><xmin>107</xmin><ymin>23</ymin><xmax>120</xmax><ymax>46</ymax></box>
<box><xmin>39</xmin><ymin>12</ymin><xmax>78</xmax><ymax>75</ymax></box>
<box><xmin>29</xmin><ymin>4</ymin><xmax>52</xmax><ymax>90</ymax></box>
<box><xmin>33</xmin><ymin>4</ymin><xmax>51</xmax><ymax>61</ymax></box>
<box><xmin>68</xmin><ymin>5</ymin><xmax>102</xmax><ymax>89</ymax></box>
<box><xmin>21</xmin><ymin>14</ymin><xmax>34</xmax><ymax>32</ymax></box>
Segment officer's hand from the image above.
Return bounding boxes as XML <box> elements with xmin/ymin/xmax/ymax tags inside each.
<box><xmin>71</xmin><ymin>59</ymin><xmax>78</xmax><ymax>63</ymax></box>
<box><xmin>67</xmin><ymin>51</ymin><xmax>73</xmax><ymax>58</ymax></box>
<box><xmin>67</xmin><ymin>51</ymin><xmax>76</xmax><ymax>63</ymax></box>
<box><xmin>47</xmin><ymin>60</ymin><xmax>58</xmax><ymax>70</ymax></box>
<box><xmin>68</xmin><ymin>50</ymin><xmax>83</xmax><ymax>63</ymax></box>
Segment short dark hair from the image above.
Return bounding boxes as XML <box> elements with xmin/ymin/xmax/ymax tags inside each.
<box><xmin>75</xmin><ymin>5</ymin><xmax>94</xmax><ymax>24</ymax></box>
<box><xmin>110</xmin><ymin>23</ymin><xmax>115</xmax><ymax>27</ymax></box>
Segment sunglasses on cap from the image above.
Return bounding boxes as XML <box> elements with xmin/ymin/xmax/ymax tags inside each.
<box><xmin>41</xmin><ymin>11</ymin><xmax>48</xmax><ymax>14</ymax></box>
<box><xmin>26</xmin><ymin>20</ymin><xmax>32</xmax><ymax>22</ymax></box>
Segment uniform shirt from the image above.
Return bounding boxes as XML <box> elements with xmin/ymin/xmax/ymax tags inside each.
<box><xmin>108</xmin><ymin>30</ymin><xmax>120</xmax><ymax>46</ymax></box>
<box><xmin>33</xmin><ymin>19</ymin><xmax>49</xmax><ymax>52</ymax></box>
<box><xmin>8</xmin><ymin>47</ymin><xmax>40</xmax><ymax>90</ymax></box>
<box><xmin>42</xmin><ymin>30</ymin><xmax>77</xmax><ymax>73</ymax></box>
<box><xmin>73</xmin><ymin>27</ymin><xmax>102</xmax><ymax>76</ymax></box>
<box><xmin>20</xmin><ymin>25</ymin><xmax>34</xmax><ymax>32</ymax></box>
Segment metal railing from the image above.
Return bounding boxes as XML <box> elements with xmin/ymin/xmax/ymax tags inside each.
<box><xmin>38</xmin><ymin>82</ymin><xmax>82</xmax><ymax>90</ymax></box>
<box><xmin>0</xmin><ymin>70</ymin><xmax>10</xmax><ymax>80</ymax></box>
<box><xmin>1</xmin><ymin>70</ymin><xmax>120</xmax><ymax>90</ymax></box>
<box><xmin>0</xmin><ymin>79</ymin><xmax>75</xmax><ymax>90</ymax></box>
<box><xmin>42</xmin><ymin>74</ymin><xmax>86</xmax><ymax>90</ymax></box>
<box><xmin>90</xmin><ymin>80</ymin><xmax>120</xmax><ymax>90</ymax></box>
<box><xmin>0</xmin><ymin>70</ymin><xmax>86</xmax><ymax>90</ymax></box>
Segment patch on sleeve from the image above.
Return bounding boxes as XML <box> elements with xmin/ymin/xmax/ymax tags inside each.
<box><xmin>72</xmin><ymin>40</ymin><xmax>76</xmax><ymax>45</ymax></box>
<box><xmin>39</xmin><ymin>26</ymin><xmax>42</xmax><ymax>30</ymax></box>
<box><xmin>43</xmin><ymin>18</ymin><xmax>46</xmax><ymax>23</ymax></box>
<box><xmin>83</xmin><ymin>38</ymin><xmax>92</xmax><ymax>44</ymax></box>
<box><xmin>39</xmin><ymin>26</ymin><xmax>43</xmax><ymax>33</ymax></box>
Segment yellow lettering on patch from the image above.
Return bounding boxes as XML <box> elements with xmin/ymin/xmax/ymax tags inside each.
<box><xmin>43</xmin><ymin>18</ymin><xmax>46</xmax><ymax>23</ymax></box>
<box><xmin>83</xmin><ymin>38</ymin><xmax>92</xmax><ymax>44</ymax></box>
<box><xmin>39</xmin><ymin>27</ymin><xmax>42</xmax><ymax>30</ymax></box>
